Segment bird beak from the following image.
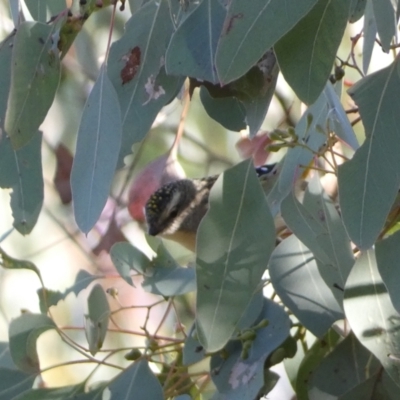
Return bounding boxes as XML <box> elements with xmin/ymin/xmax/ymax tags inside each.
<box><xmin>148</xmin><ymin>226</ymin><xmax>161</xmax><ymax>236</ymax></box>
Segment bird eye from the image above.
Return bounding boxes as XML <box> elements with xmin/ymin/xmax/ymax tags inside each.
<box><xmin>169</xmin><ymin>208</ymin><xmax>179</xmax><ymax>219</ymax></box>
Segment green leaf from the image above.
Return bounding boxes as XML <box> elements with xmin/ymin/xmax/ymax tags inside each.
<box><xmin>282</xmin><ymin>175</ymin><xmax>354</xmax><ymax>294</ymax></box>
<box><xmin>12</xmin><ymin>385</ymin><xmax>86</xmax><ymax>400</ymax></box>
<box><xmin>371</xmin><ymin>0</ymin><xmax>396</xmax><ymax>52</ymax></box>
<box><xmin>107</xmin><ymin>0</ymin><xmax>183</xmax><ymax>166</ymax></box>
<box><xmin>237</xmin><ymin>50</ymin><xmax>279</xmax><ymax>137</ymax></box>
<box><xmin>0</xmin><ymin>368</ymin><xmax>35</xmax><ymax>400</ymax></box>
<box><xmin>376</xmin><ymin>231</ymin><xmax>400</xmax><ymax>314</ymax></box>
<box><xmin>183</xmin><ymin>323</ymin><xmax>206</xmax><ymax>366</ymax></box>
<box><xmin>85</xmin><ymin>284</ymin><xmax>110</xmax><ymax>356</ymax></box>
<box><xmin>71</xmin><ymin>66</ymin><xmax>122</xmax><ymax>234</ymax></box>
<box><xmin>108</xmin><ymin>359</ymin><xmax>163</xmax><ymax>400</ymax></box>
<box><xmin>267</xmin><ymin>88</ymin><xmax>329</xmax><ymax>214</ymax></box>
<box><xmin>210</xmin><ymin>299</ymin><xmax>290</xmax><ymax>399</ymax></box>
<box><xmin>110</xmin><ymin>242</ymin><xmax>151</xmax><ymax>286</ymax></box>
<box><xmin>363</xmin><ymin>0</ymin><xmax>377</xmax><ymax>74</ymax></box>
<box><xmin>9</xmin><ymin>314</ymin><xmax>56</xmax><ymax>373</ymax></box>
<box><xmin>199</xmin><ymin>86</ymin><xmax>246</xmax><ymax>131</ymax></box>
<box><xmin>196</xmin><ymin>160</ymin><xmax>275</xmax><ymax>352</ymax></box>
<box><xmin>5</xmin><ymin>21</ymin><xmax>61</xmax><ymax>149</ymax></box>
<box><xmin>0</xmin><ymin>247</ymin><xmax>41</xmax><ymax>276</ymax></box>
<box><xmin>338</xmin><ymin>371</ymin><xmax>399</xmax><ymax>400</ymax></box>
<box><xmin>37</xmin><ymin>270</ymin><xmax>98</xmax><ymax>313</ymax></box>
<box><xmin>0</xmin><ymin>132</ymin><xmax>44</xmax><ymax>234</ymax></box>
<box><xmin>0</xmin><ymin>343</ymin><xmax>36</xmax><ymax>400</ymax></box>
<box><xmin>215</xmin><ymin>0</ymin><xmax>319</xmax><ymax>84</ymax></box>
<box><xmin>338</xmin><ymin>59</ymin><xmax>400</xmax><ymax>250</ymax></box>
<box><xmin>166</xmin><ymin>0</ymin><xmax>226</xmax><ymax>84</ymax></box>
<box><xmin>349</xmin><ymin>0</ymin><xmax>367</xmax><ymax>22</ymax></box>
<box><xmin>324</xmin><ymin>83</ymin><xmax>359</xmax><ymax>150</ymax></box>
<box><xmin>0</xmin><ymin>35</ymin><xmax>13</xmax><ymax>127</ymax></box>
<box><xmin>24</xmin><ymin>0</ymin><xmax>66</xmax><ymax>22</ymax></box>
<box><xmin>142</xmin><ymin>243</ymin><xmax>196</xmax><ymax>296</ymax></box>
<box><xmin>308</xmin><ymin>333</ymin><xmax>381</xmax><ymax>398</ymax></box>
<box><xmin>295</xmin><ymin>329</ymin><xmax>341</xmax><ymax>400</ymax></box>
<box><xmin>269</xmin><ymin>235</ymin><xmax>343</xmax><ymax>337</ymax></box>
<box><xmin>344</xmin><ymin>249</ymin><xmax>400</xmax><ymax>387</ymax></box>
<box><xmin>275</xmin><ymin>0</ymin><xmax>349</xmax><ymax>104</ymax></box>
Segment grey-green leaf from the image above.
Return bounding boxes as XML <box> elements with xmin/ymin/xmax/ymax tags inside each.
<box><xmin>85</xmin><ymin>284</ymin><xmax>110</xmax><ymax>356</ymax></box>
<box><xmin>199</xmin><ymin>86</ymin><xmax>246</xmax><ymax>131</ymax></box>
<box><xmin>71</xmin><ymin>66</ymin><xmax>122</xmax><ymax>234</ymax></box>
<box><xmin>376</xmin><ymin>231</ymin><xmax>400</xmax><ymax>314</ymax></box>
<box><xmin>338</xmin><ymin>59</ymin><xmax>400</xmax><ymax>250</ymax></box>
<box><xmin>267</xmin><ymin>88</ymin><xmax>329</xmax><ymax>214</ymax></box>
<box><xmin>5</xmin><ymin>21</ymin><xmax>60</xmax><ymax>149</ymax></box>
<box><xmin>37</xmin><ymin>269</ymin><xmax>98</xmax><ymax>313</ymax></box>
<box><xmin>371</xmin><ymin>0</ymin><xmax>396</xmax><ymax>52</ymax></box>
<box><xmin>363</xmin><ymin>0</ymin><xmax>377</xmax><ymax>74</ymax></box>
<box><xmin>269</xmin><ymin>235</ymin><xmax>343</xmax><ymax>337</ymax></box>
<box><xmin>107</xmin><ymin>0</ymin><xmax>183</xmax><ymax>166</ymax></box>
<box><xmin>215</xmin><ymin>0</ymin><xmax>319</xmax><ymax>84</ymax></box>
<box><xmin>295</xmin><ymin>329</ymin><xmax>341</xmax><ymax>399</ymax></box>
<box><xmin>196</xmin><ymin>160</ymin><xmax>275</xmax><ymax>352</ymax></box>
<box><xmin>142</xmin><ymin>243</ymin><xmax>195</xmax><ymax>296</ymax></box>
<box><xmin>210</xmin><ymin>299</ymin><xmax>290</xmax><ymax>399</ymax></box>
<box><xmin>308</xmin><ymin>333</ymin><xmax>380</xmax><ymax>399</ymax></box>
<box><xmin>0</xmin><ymin>35</ymin><xmax>13</xmax><ymax>127</ymax></box>
<box><xmin>110</xmin><ymin>242</ymin><xmax>151</xmax><ymax>286</ymax></box>
<box><xmin>274</xmin><ymin>0</ymin><xmax>349</xmax><ymax>104</ymax></box>
<box><xmin>9</xmin><ymin>314</ymin><xmax>56</xmax><ymax>373</ymax></box>
<box><xmin>349</xmin><ymin>0</ymin><xmax>367</xmax><ymax>22</ymax></box>
<box><xmin>0</xmin><ymin>132</ymin><xmax>43</xmax><ymax>234</ymax></box>
<box><xmin>24</xmin><ymin>0</ymin><xmax>66</xmax><ymax>23</ymax></box>
<box><xmin>108</xmin><ymin>359</ymin><xmax>163</xmax><ymax>400</ymax></box>
<box><xmin>12</xmin><ymin>385</ymin><xmax>86</xmax><ymax>400</ymax></box>
<box><xmin>166</xmin><ymin>0</ymin><xmax>226</xmax><ymax>84</ymax></box>
<box><xmin>344</xmin><ymin>249</ymin><xmax>400</xmax><ymax>387</ymax></box>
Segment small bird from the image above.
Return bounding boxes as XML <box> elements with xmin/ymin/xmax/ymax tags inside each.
<box><xmin>144</xmin><ymin>164</ymin><xmax>278</xmax><ymax>251</ymax></box>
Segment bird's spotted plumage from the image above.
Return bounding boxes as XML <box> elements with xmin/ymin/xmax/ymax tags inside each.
<box><xmin>144</xmin><ymin>163</ymin><xmax>278</xmax><ymax>250</ymax></box>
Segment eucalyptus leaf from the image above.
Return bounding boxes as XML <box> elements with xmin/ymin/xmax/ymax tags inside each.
<box><xmin>363</xmin><ymin>0</ymin><xmax>377</xmax><ymax>74</ymax></box>
<box><xmin>196</xmin><ymin>160</ymin><xmax>275</xmax><ymax>352</ymax></box>
<box><xmin>166</xmin><ymin>0</ymin><xmax>226</xmax><ymax>84</ymax></box>
<box><xmin>85</xmin><ymin>284</ymin><xmax>110</xmax><ymax>356</ymax></box>
<box><xmin>142</xmin><ymin>244</ymin><xmax>196</xmax><ymax>296</ymax></box>
<box><xmin>215</xmin><ymin>0</ymin><xmax>319</xmax><ymax>84</ymax></box>
<box><xmin>210</xmin><ymin>299</ymin><xmax>290</xmax><ymax>399</ymax></box>
<box><xmin>9</xmin><ymin>314</ymin><xmax>56</xmax><ymax>373</ymax></box>
<box><xmin>275</xmin><ymin>0</ymin><xmax>349</xmax><ymax>104</ymax></box>
<box><xmin>5</xmin><ymin>22</ymin><xmax>60</xmax><ymax>149</ymax></box>
<box><xmin>349</xmin><ymin>0</ymin><xmax>367</xmax><ymax>22</ymax></box>
<box><xmin>269</xmin><ymin>235</ymin><xmax>343</xmax><ymax>337</ymax></box>
<box><xmin>110</xmin><ymin>242</ymin><xmax>151</xmax><ymax>285</ymax></box>
<box><xmin>295</xmin><ymin>329</ymin><xmax>341</xmax><ymax>400</ymax></box>
<box><xmin>344</xmin><ymin>249</ymin><xmax>400</xmax><ymax>387</ymax></box>
<box><xmin>107</xmin><ymin>0</ymin><xmax>183</xmax><ymax>166</ymax></box>
<box><xmin>371</xmin><ymin>0</ymin><xmax>396</xmax><ymax>52</ymax></box>
<box><xmin>339</xmin><ymin>58</ymin><xmax>400</xmax><ymax>250</ymax></box>
<box><xmin>71</xmin><ymin>65</ymin><xmax>122</xmax><ymax>234</ymax></box>
<box><xmin>12</xmin><ymin>385</ymin><xmax>85</xmax><ymax>400</ymax></box>
<box><xmin>37</xmin><ymin>270</ymin><xmax>98</xmax><ymax>313</ymax></box>
<box><xmin>108</xmin><ymin>359</ymin><xmax>163</xmax><ymax>400</ymax></box>
<box><xmin>308</xmin><ymin>333</ymin><xmax>380</xmax><ymax>399</ymax></box>
<box><xmin>0</xmin><ymin>132</ymin><xmax>44</xmax><ymax>234</ymax></box>
<box><xmin>376</xmin><ymin>231</ymin><xmax>400</xmax><ymax>314</ymax></box>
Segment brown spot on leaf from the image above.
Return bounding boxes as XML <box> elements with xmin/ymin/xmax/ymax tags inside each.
<box><xmin>224</xmin><ymin>13</ymin><xmax>243</xmax><ymax>35</ymax></box>
<box><xmin>121</xmin><ymin>46</ymin><xmax>141</xmax><ymax>85</ymax></box>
